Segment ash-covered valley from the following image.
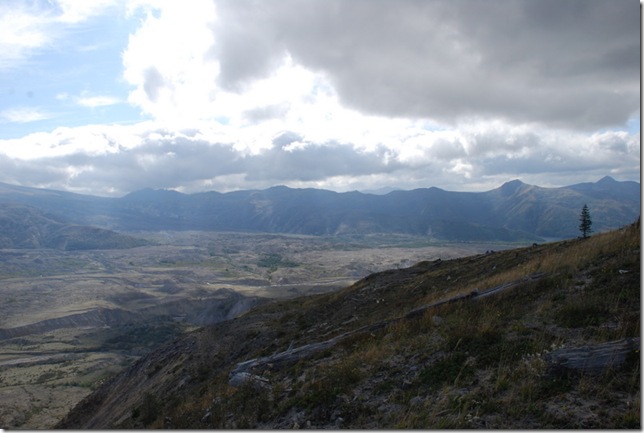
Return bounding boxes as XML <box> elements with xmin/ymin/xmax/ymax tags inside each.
<box><xmin>0</xmin><ymin>230</ymin><xmax>506</xmax><ymax>428</ymax></box>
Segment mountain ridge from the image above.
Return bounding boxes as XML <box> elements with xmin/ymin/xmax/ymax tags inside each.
<box><xmin>0</xmin><ymin>204</ymin><xmax>148</xmax><ymax>250</ymax></box>
<box><xmin>0</xmin><ymin>176</ymin><xmax>638</xmax><ymax>242</ymax></box>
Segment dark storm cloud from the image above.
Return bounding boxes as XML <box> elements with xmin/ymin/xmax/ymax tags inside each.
<box><xmin>211</xmin><ymin>0</ymin><xmax>639</xmax><ymax>129</ymax></box>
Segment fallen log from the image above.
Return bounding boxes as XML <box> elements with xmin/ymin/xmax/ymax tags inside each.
<box><xmin>229</xmin><ymin>272</ymin><xmax>551</xmax><ymax>386</ymax></box>
<box><xmin>546</xmin><ymin>338</ymin><xmax>640</xmax><ymax>377</ymax></box>
<box><xmin>230</xmin><ymin>332</ymin><xmax>349</xmax><ymax>379</ymax></box>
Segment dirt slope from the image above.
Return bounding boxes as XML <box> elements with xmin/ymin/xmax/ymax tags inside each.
<box><xmin>57</xmin><ymin>222</ymin><xmax>641</xmax><ymax>429</ymax></box>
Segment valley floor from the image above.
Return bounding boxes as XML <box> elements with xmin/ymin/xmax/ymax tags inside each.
<box><xmin>0</xmin><ymin>231</ymin><xmax>515</xmax><ymax>429</ymax></box>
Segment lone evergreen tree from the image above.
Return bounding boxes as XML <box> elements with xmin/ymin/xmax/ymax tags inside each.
<box><xmin>579</xmin><ymin>204</ymin><xmax>592</xmax><ymax>238</ymax></box>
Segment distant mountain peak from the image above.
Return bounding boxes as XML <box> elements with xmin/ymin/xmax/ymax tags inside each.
<box><xmin>499</xmin><ymin>179</ymin><xmax>527</xmax><ymax>195</ymax></box>
<box><xmin>360</xmin><ymin>186</ymin><xmax>402</xmax><ymax>195</ymax></box>
<box><xmin>597</xmin><ymin>175</ymin><xmax>617</xmax><ymax>184</ymax></box>
<box><xmin>266</xmin><ymin>185</ymin><xmax>292</xmax><ymax>191</ymax></box>
<box><xmin>503</xmin><ymin>179</ymin><xmax>525</xmax><ymax>186</ymax></box>
<box><xmin>122</xmin><ymin>188</ymin><xmax>183</xmax><ymax>200</ymax></box>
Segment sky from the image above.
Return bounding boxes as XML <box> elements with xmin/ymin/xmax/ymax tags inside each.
<box><xmin>0</xmin><ymin>0</ymin><xmax>640</xmax><ymax>197</ymax></box>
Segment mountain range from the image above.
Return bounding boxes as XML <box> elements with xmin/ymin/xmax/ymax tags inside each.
<box><xmin>0</xmin><ymin>176</ymin><xmax>639</xmax><ymax>245</ymax></box>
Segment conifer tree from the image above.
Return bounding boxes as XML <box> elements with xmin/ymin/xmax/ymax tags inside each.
<box><xmin>579</xmin><ymin>204</ymin><xmax>592</xmax><ymax>238</ymax></box>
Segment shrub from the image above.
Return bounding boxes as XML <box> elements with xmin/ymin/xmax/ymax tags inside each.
<box><xmin>417</xmin><ymin>352</ymin><xmax>474</xmax><ymax>389</ymax></box>
<box><xmin>554</xmin><ymin>302</ymin><xmax>609</xmax><ymax>328</ymax></box>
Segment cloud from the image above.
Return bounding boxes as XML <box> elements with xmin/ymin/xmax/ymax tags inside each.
<box><xmin>243</xmin><ymin>139</ymin><xmax>399</xmax><ymax>182</ymax></box>
<box><xmin>0</xmin><ymin>119</ymin><xmax>638</xmax><ymax>197</ymax></box>
<box><xmin>120</xmin><ymin>1</ymin><xmax>639</xmax><ymax>139</ymax></box>
<box><xmin>0</xmin><ymin>0</ymin><xmax>120</xmax><ymax>71</ymax></box>
<box><xmin>75</xmin><ymin>94</ymin><xmax>121</xmax><ymax>108</ymax></box>
<box><xmin>207</xmin><ymin>0</ymin><xmax>639</xmax><ymax>130</ymax></box>
<box><xmin>54</xmin><ymin>0</ymin><xmax>118</xmax><ymax>24</ymax></box>
<box><xmin>52</xmin><ymin>92</ymin><xmax>121</xmax><ymax>108</ymax></box>
<box><xmin>0</xmin><ymin>107</ymin><xmax>55</xmax><ymax>123</ymax></box>
<box><xmin>0</xmin><ymin>3</ymin><xmax>52</xmax><ymax>70</ymax></box>
<box><xmin>122</xmin><ymin>0</ymin><xmax>218</xmax><ymax>125</ymax></box>
<box><xmin>141</xmin><ymin>67</ymin><xmax>165</xmax><ymax>103</ymax></box>
<box><xmin>0</xmin><ymin>0</ymin><xmax>638</xmax><ymax>197</ymax></box>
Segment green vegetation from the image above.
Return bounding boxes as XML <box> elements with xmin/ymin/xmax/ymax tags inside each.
<box><xmin>132</xmin><ymin>392</ymin><xmax>162</xmax><ymax>426</ymax></box>
<box><xmin>416</xmin><ymin>352</ymin><xmax>474</xmax><ymax>389</ymax></box>
<box><xmin>579</xmin><ymin>204</ymin><xmax>593</xmax><ymax>238</ymax></box>
<box><xmin>257</xmin><ymin>253</ymin><xmax>298</xmax><ymax>270</ymax></box>
<box><xmin>100</xmin><ymin>322</ymin><xmax>187</xmax><ymax>353</ymax></box>
<box><xmin>554</xmin><ymin>301</ymin><xmax>609</xmax><ymax>328</ymax></box>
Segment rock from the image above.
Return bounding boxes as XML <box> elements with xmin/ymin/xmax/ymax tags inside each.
<box><xmin>409</xmin><ymin>396</ymin><xmax>424</xmax><ymax>407</ymax></box>
<box><xmin>228</xmin><ymin>372</ymin><xmax>271</xmax><ymax>390</ymax></box>
<box><xmin>201</xmin><ymin>411</ymin><xmax>212</xmax><ymax>423</ymax></box>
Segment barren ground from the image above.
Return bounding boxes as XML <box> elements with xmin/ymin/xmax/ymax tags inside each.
<box><xmin>0</xmin><ymin>231</ymin><xmax>520</xmax><ymax>428</ymax></box>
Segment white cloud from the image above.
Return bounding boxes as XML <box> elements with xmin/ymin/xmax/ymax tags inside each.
<box><xmin>55</xmin><ymin>0</ymin><xmax>119</xmax><ymax>24</ymax></box>
<box><xmin>0</xmin><ymin>123</ymin><xmax>128</xmax><ymax>160</ymax></box>
<box><xmin>0</xmin><ymin>117</ymin><xmax>638</xmax><ymax>197</ymax></box>
<box><xmin>0</xmin><ymin>0</ymin><xmax>122</xmax><ymax>71</ymax></box>
<box><xmin>0</xmin><ymin>107</ymin><xmax>54</xmax><ymax>123</ymax></box>
<box><xmin>75</xmin><ymin>94</ymin><xmax>121</xmax><ymax>108</ymax></box>
<box><xmin>122</xmin><ymin>0</ymin><xmax>219</xmax><ymax>126</ymax></box>
<box><xmin>0</xmin><ymin>4</ymin><xmax>51</xmax><ymax>70</ymax></box>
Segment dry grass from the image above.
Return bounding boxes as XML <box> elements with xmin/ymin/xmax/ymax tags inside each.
<box><xmin>58</xmin><ymin>223</ymin><xmax>641</xmax><ymax>429</ymax></box>
<box><xmin>255</xmin><ymin>223</ymin><xmax>641</xmax><ymax>428</ymax></box>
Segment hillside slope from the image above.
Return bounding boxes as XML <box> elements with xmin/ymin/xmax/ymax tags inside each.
<box><xmin>0</xmin><ymin>204</ymin><xmax>148</xmax><ymax>250</ymax></box>
<box><xmin>57</xmin><ymin>221</ymin><xmax>640</xmax><ymax>429</ymax></box>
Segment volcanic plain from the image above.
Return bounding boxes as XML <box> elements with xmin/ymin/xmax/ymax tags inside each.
<box><xmin>0</xmin><ymin>230</ymin><xmax>515</xmax><ymax>428</ymax></box>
